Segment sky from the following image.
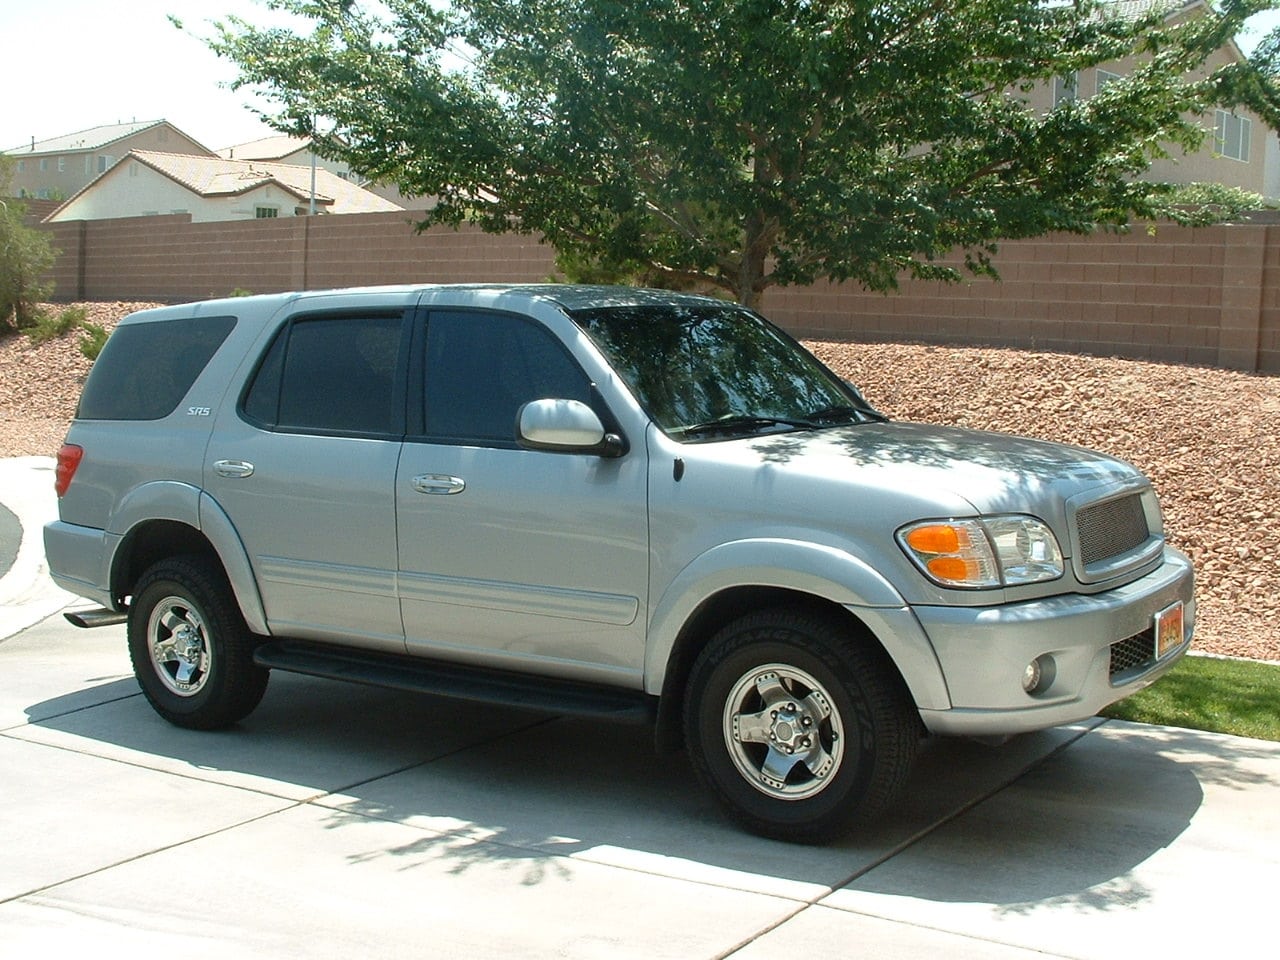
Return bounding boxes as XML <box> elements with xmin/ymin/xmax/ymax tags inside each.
<box><xmin>1</xmin><ymin>0</ymin><xmax>302</xmax><ymax>152</ymax></box>
<box><xmin>3</xmin><ymin>2</ymin><xmax>1280</xmax><ymax>155</ymax></box>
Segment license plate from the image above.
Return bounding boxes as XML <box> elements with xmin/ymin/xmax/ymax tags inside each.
<box><xmin>1155</xmin><ymin>602</ymin><xmax>1185</xmax><ymax>659</ymax></box>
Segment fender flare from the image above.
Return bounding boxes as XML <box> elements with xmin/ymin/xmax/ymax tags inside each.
<box><xmin>104</xmin><ymin>481</ymin><xmax>202</xmax><ymax>599</ymax></box>
<box><xmin>197</xmin><ymin>492</ymin><xmax>270</xmax><ymax>636</ymax></box>
<box><xmin>643</xmin><ymin>538</ymin><xmax>908</xmax><ymax>694</ymax></box>
<box><xmin>107</xmin><ymin>480</ymin><xmax>202</xmax><ymax>539</ymax></box>
<box><xmin>103</xmin><ymin>482</ymin><xmax>269</xmax><ymax>635</ymax></box>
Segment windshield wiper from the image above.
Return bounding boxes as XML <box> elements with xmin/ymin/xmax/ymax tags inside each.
<box><xmin>806</xmin><ymin>404</ymin><xmax>888</xmax><ymax>424</ymax></box>
<box><xmin>676</xmin><ymin>415</ymin><xmax>816</xmax><ymax>438</ymax></box>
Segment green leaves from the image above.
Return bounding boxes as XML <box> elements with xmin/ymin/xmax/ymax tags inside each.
<box><xmin>208</xmin><ymin>1</ymin><xmax>1280</xmax><ymax>306</ymax></box>
<box><xmin>0</xmin><ymin>160</ymin><xmax>57</xmax><ymax>333</ymax></box>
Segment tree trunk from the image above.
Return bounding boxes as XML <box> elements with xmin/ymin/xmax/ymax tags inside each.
<box><xmin>737</xmin><ymin>148</ymin><xmax>775</xmax><ymax>311</ymax></box>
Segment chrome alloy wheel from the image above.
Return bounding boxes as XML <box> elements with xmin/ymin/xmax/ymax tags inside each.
<box><xmin>147</xmin><ymin>596</ymin><xmax>212</xmax><ymax>697</ymax></box>
<box><xmin>722</xmin><ymin>663</ymin><xmax>845</xmax><ymax>801</ymax></box>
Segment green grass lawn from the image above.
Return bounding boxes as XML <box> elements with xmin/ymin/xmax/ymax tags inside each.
<box><xmin>1100</xmin><ymin>654</ymin><xmax>1280</xmax><ymax>741</ymax></box>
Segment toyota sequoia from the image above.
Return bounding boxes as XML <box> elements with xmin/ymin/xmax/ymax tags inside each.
<box><xmin>45</xmin><ymin>284</ymin><xmax>1194</xmax><ymax>841</ymax></box>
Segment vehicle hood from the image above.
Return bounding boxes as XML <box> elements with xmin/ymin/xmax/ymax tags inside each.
<box><xmin>733</xmin><ymin>421</ymin><xmax>1145</xmax><ymax>520</ymax></box>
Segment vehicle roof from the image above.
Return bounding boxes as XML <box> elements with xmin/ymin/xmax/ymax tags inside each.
<box><xmin>463</xmin><ymin>284</ymin><xmax>733</xmax><ymax>312</ymax></box>
<box><xmin>117</xmin><ymin>284</ymin><xmax>737</xmax><ymax>328</ymax></box>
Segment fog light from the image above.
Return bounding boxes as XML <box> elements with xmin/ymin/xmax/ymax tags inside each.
<box><xmin>1022</xmin><ymin>655</ymin><xmax>1056</xmax><ymax>695</ymax></box>
<box><xmin>1022</xmin><ymin>660</ymin><xmax>1042</xmax><ymax>693</ymax></box>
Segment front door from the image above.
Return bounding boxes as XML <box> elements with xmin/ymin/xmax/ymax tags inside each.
<box><xmin>396</xmin><ymin>309</ymin><xmax>649</xmax><ymax>685</ymax></box>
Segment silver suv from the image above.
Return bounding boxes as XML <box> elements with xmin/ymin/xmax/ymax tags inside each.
<box><xmin>45</xmin><ymin>284</ymin><xmax>1193</xmax><ymax>841</ymax></box>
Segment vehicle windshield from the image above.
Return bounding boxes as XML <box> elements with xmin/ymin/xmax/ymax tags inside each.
<box><xmin>570</xmin><ymin>302</ymin><xmax>881</xmax><ymax>440</ymax></box>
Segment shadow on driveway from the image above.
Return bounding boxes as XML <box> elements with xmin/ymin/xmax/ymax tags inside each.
<box><xmin>19</xmin><ymin>670</ymin><xmax>1228</xmax><ymax>905</ymax></box>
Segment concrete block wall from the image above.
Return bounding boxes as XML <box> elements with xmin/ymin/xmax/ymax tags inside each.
<box><xmin>763</xmin><ymin>224</ymin><xmax>1276</xmax><ymax>372</ymax></box>
<box><xmin>302</xmin><ymin>213</ymin><xmax>555</xmax><ymax>289</ymax></box>
<box><xmin>37</xmin><ymin>211</ymin><xmax>1278</xmax><ymax>373</ymax></box>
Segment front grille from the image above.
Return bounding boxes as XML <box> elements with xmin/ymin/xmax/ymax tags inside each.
<box><xmin>1110</xmin><ymin>629</ymin><xmax>1156</xmax><ymax>681</ymax></box>
<box><xmin>1077</xmin><ymin>493</ymin><xmax>1150</xmax><ymax>567</ymax></box>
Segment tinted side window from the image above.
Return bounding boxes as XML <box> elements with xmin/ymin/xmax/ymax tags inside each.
<box><xmin>422</xmin><ymin>311</ymin><xmax>591</xmax><ymax>444</ymax></box>
<box><xmin>243</xmin><ymin>314</ymin><xmax>404</xmax><ymax>436</ymax></box>
<box><xmin>78</xmin><ymin>315</ymin><xmax>236</xmax><ymax>420</ymax></box>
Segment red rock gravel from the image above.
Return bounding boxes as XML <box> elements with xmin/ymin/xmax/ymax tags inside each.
<box><xmin>2</xmin><ymin>302</ymin><xmax>1276</xmax><ymax>660</ymax></box>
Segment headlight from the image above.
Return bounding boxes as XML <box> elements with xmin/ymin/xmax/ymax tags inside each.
<box><xmin>898</xmin><ymin>516</ymin><xmax>1064</xmax><ymax>589</ymax></box>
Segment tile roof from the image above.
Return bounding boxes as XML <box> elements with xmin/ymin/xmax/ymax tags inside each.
<box><xmin>5</xmin><ymin>120</ymin><xmax>174</xmax><ymax>156</ymax></box>
<box><xmin>217</xmin><ymin>135</ymin><xmax>313</xmax><ymax>161</ymax></box>
<box><xmin>1104</xmin><ymin>0</ymin><xmax>1200</xmax><ymax>21</ymax></box>
<box><xmin>127</xmin><ymin>150</ymin><xmax>401</xmax><ymax>213</ymax></box>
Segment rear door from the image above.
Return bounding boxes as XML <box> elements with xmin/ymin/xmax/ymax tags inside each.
<box><xmin>206</xmin><ymin>304</ymin><xmax>411</xmax><ymax>651</ymax></box>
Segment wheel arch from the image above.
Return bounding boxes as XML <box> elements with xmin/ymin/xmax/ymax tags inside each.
<box><xmin>108</xmin><ymin>497</ymin><xmax>269</xmax><ymax>636</ymax></box>
<box><xmin>110</xmin><ymin>519</ymin><xmax>218</xmax><ymax>606</ymax></box>
<box><xmin>652</xmin><ymin>585</ymin><xmax>921</xmax><ymax>754</ymax></box>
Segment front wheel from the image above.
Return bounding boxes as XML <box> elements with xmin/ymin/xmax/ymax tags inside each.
<box><xmin>684</xmin><ymin>609</ymin><xmax>920</xmax><ymax>843</ymax></box>
<box><xmin>128</xmin><ymin>556</ymin><xmax>268</xmax><ymax>729</ymax></box>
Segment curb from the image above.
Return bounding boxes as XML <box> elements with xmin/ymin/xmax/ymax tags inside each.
<box><xmin>0</xmin><ymin>456</ymin><xmax>77</xmax><ymax>641</ymax></box>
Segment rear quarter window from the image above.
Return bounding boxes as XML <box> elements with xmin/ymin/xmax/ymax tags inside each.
<box><xmin>77</xmin><ymin>315</ymin><xmax>237</xmax><ymax>421</ymax></box>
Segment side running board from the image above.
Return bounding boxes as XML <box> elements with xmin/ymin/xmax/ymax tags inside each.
<box><xmin>253</xmin><ymin>639</ymin><xmax>657</xmax><ymax>724</ymax></box>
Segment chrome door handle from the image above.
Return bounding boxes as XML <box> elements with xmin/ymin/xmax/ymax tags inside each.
<box><xmin>214</xmin><ymin>459</ymin><xmax>255</xmax><ymax>479</ymax></box>
<box><xmin>412</xmin><ymin>474</ymin><xmax>466</xmax><ymax>495</ymax></box>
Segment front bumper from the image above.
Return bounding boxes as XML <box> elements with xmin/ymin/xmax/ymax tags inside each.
<box><xmin>913</xmin><ymin>548</ymin><xmax>1194</xmax><ymax>737</ymax></box>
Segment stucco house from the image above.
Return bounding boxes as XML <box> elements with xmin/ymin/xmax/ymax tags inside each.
<box><xmin>220</xmin><ymin>134</ymin><xmax>437</xmax><ymax>212</ymax></box>
<box><xmin>219</xmin><ymin>134</ymin><xmax>356</xmax><ymax>180</ymax></box>
<box><xmin>45</xmin><ymin>150</ymin><xmax>403</xmax><ymax>223</ymax></box>
<box><xmin>3</xmin><ymin>121</ymin><xmax>215</xmax><ymax>201</ymax></box>
<box><xmin>1026</xmin><ymin>0</ymin><xmax>1278</xmax><ymax>200</ymax></box>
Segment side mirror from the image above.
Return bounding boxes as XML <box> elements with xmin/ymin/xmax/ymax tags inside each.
<box><xmin>517</xmin><ymin>399</ymin><xmax>625</xmax><ymax>456</ymax></box>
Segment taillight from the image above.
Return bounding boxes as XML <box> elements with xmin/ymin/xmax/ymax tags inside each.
<box><xmin>55</xmin><ymin>443</ymin><xmax>84</xmax><ymax>498</ymax></box>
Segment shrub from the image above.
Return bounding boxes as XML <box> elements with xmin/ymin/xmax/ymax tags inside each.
<box><xmin>79</xmin><ymin>321</ymin><xmax>109</xmax><ymax>362</ymax></box>
<box><xmin>0</xmin><ymin>190</ymin><xmax>56</xmax><ymax>333</ymax></box>
<box><xmin>25</xmin><ymin>305</ymin><xmax>88</xmax><ymax>345</ymax></box>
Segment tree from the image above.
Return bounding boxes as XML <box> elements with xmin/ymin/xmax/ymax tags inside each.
<box><xmin>0</xmin><ymin>157</ymin><xmax>56</xmax><ymax>331</ymax></box>
<box><xmin>209</xmin><ymin>0</ymin><xmax>1280</xmax><ymax>307</ymax></box>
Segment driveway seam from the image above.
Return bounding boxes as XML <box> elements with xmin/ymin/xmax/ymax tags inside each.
<box><xmin>715</xmin><ymin>722</ymin><xmax>1100</xmax><ymax>958</ymax></box>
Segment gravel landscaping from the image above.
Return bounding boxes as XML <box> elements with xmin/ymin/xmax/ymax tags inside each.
<box><xmin>3</xmin><ymin>301</ymin><xmax>1277</xmax><ymax>661</ymax></box>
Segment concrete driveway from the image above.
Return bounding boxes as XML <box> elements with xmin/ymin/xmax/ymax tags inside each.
<box><xmin>2</xmin><ymin>457</ymin><xmax>1278</xmax><ymax>957</ymax></box>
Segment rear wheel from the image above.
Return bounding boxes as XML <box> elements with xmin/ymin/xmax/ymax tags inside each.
<box><xmin>684</xmin><ymin>608</ymin><xmax>920</xmax><ymax>842</ymax></box>
<box><xmin>128</xmin><ymin>556</ymin><xmax>268</xmax><ymax>729</ymax></box>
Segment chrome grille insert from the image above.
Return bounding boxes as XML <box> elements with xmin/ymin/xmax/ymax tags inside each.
<box><xmin>1076</xmin><ymin>493</ymin><xmax>1150</xmax><ymax>568</ymax></box>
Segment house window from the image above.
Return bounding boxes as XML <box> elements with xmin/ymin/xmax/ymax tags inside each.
<box><xmin>39</xmin><ymin>158</ymin><xmax>49</xmax><ymax>172</ymax></box>
<box><xmin>97</xmin><ymin>155</ymin><xmax>115</xmax><ymax>173</ymax></box>
<box><xmin>129</xmin><ymin>162</ymin><xmax>139</xmax><ymax>178</ymax></box>
<box><xmin>255</xmin><ymin>206</ymin><xmax>280</xmax><ymax>218</ymax></box>
<box><xmin>1096</xmin><ymin>70</ymin><xmax>1122</xmax><ymax>93</ymax></box>
<box><xmin>57</xmin><ymin>156</ymin><xmax>66</xmax><ymax>172</ymax></box>
<box><xmin>15</xmin><ymin>160</ymin><xmax>23</xmax><ymax>173</ymax></box>
<box><xmin>1053</xmin><ymin>73</ymin><xmax>1078</xmax><ymax>107</ymax></box>
<box><xmin>1215</xmin><ymin>110</ymin><xmax>1252</xmax><ymax>162</ymax></box>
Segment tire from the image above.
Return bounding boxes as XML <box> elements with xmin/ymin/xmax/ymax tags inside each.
<box><xmin>683</xmin><ymin>608</ymin><xmax>920</xmax><ymax>843</ymax></box>
<box><xmin>127</xmin><ymin>555</ymin><xmax>269</xmax><ymax>730</ymax></box>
